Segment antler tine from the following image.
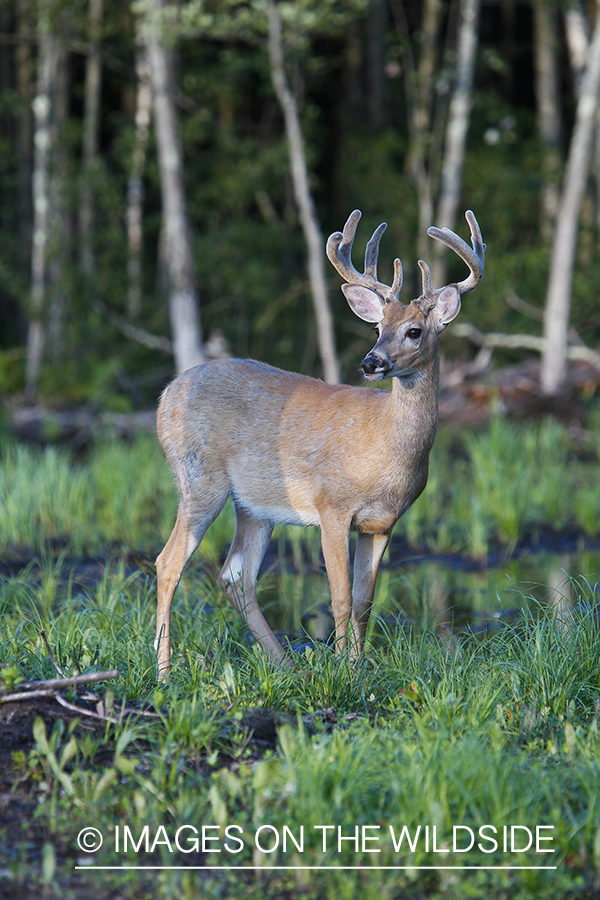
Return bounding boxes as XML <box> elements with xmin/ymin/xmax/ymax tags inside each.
<box><xmin>326</xmin><ymin>209</ymin><xmax>402</xmax><ymax>301</ymax></box>
<box><xmin>417</xmin><ymin>259</ymin><xmax>433</xmax><ymax>300</ymax></box>
<box><xmin>390</xmin><ymin>257</ymin><xmax>404</xmax><ymax>300</ymax></box>
<box><xmin>326</xmin><ymin>209</ymin><xmax>364</xmax><ymax>285</ymax></box>
<box><xmin>364</xmin><ymin>222</ymin><xmax>387</xmax><ymax>279</ymax></box>
<box><xmin>427</xmin><ymin>210</ymin><xmax>485</xmax><ymax>293</ymax></box>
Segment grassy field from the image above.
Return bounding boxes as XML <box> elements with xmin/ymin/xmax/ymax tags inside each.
<box><xmin>1</xmin><ymin>416</ymin><xmax>600</xmax><ymax>899</ymax></box>
<box><xmin>1</xmin><ymin>412</ymin><xmax>600</xmax><ymax>559</ymax></box>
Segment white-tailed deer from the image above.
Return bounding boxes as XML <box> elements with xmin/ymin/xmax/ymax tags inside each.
<box><xmin>155</xmin><ymin>210</ymin><xmax>484</xmax><ymax>676</ymax></box>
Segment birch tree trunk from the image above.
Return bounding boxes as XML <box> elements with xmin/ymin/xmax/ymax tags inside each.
<box><xmin>126</xmin><ymin>50</ymin><xmax>152</xmax><ymax>318</ymax></box>
<box><xmin>46</xmin><ymin>40</ymin><xmax>71</xmax><ymax>361</ymax></box>
<box><xmin>564</xmin><ymin>1</ymin><xmax>589</xmax><ymax>98</ymax></box>
<box><xmin>541</xmin><ymin>12</ymin><xmax>600</xmax><ymax>396</ymax></box>
<box><xmin>26</xmin><ymin>7</ymin><xmax>60</xmax><ymax>397</ymax></box>
<box><xmin>563</xmin><ymin>4</ymin><xmax>600</xmax><ymax>253</ymax></box>
<box><xmin>431</xmin><ymin>0</ymin><xmax>481</xmax><ymax>288</ymax></box>
<box><xmin>79</xmin><ymin>0</ymin><xmax>103</xmax><ymax>285</ymax></box>
<box><xmin>144</xmin><ymin>0</ymin><xmax>204</xmax><ymax>374</ymax></box>
<box><xmin>533</xmin><ymin>0</ymin><xmax>561</xmax><ymax>241</ymax></box>
<box><xmin>266</xmin><ymin>0</ymin><xmax>340</xmax><ymax>384</ymax></box>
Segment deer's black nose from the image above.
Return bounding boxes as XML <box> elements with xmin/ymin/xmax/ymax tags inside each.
<box><xmin>361</xmin><ymin>353</ymin><xmax>385</xmax><ymax>375</ymax></box>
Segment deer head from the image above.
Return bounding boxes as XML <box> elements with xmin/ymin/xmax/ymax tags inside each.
<box><xmin>326</xmin><ymin>210</ymin><xmax>485</xmax><ymax>381</ymax></box>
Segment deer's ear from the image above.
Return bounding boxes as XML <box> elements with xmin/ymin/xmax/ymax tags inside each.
<box><xmin>432</xmin><ymin>285</ymin><xmax>461</xmax><ymax>332</ymax></box>
<box><xmin>342</xmin><ymin>285</ymin><xmax>385</xmax><ymax>323</ymax></box>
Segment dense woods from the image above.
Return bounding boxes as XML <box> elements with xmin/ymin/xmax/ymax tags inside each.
<box><xmin>1</xmin><ymin>0</ymin><xmax>600</xmax><ymax>409</ymax></box>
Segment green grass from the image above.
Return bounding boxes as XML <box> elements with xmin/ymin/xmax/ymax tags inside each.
<box><xmin>2</xmin><ymin>557</ymin><xmax>600</xmax><ymax>897</ymax></box>
<box><xmin>399</xmin><ymin>415</ymin><xmax>599</xmax><ymax>556</ymax></box>
<box><xmin>1</xmin><ymin>414</ymin><xmax>600</xmax><ymax>562</ymax></box>
<box><xmin>0</xmin><ymin>436</ymin><xmax>233</xmax><ymax>560</ymax></box>
<box><xmin>2</xmin><ymin>418</ymin><xmax>600</xmax><ymax>897</ymax></box>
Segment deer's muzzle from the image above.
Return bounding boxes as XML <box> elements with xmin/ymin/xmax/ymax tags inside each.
<box><xmin>361</xmin><ymin>352</ymin><xmax>388</xmax><ymax>378</ymax></box>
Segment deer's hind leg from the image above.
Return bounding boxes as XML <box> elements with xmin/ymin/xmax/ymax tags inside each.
<box><xmin>155</xmin><ymin>470</ymin><xmax>229</xmax><ymax>680</ymax></box>
<box><xmin>218</xmin><ymin>506</ymin><xmax>287</xmax><ymax>664</ymax></box>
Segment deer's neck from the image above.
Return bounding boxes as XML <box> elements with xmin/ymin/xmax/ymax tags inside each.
<box><xmin>389</xmin><ymin>355</ymin><xmax>439</xmax><ymax>454</ymax></box>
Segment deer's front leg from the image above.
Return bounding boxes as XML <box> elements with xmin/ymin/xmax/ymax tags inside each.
<box><xmin>352</xmin><ymin>531</ymin><xmax>391</xmax><ymax>650</ymax></box>
<box><xmin>319</xmin><ymin>510</ymin><xmax>357</xmax><ymax>653</ymax></box>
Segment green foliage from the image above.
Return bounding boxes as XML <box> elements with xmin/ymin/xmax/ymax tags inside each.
<box><xmin>177</xmin><ymin>0</ymin><xmax>369</xmax><ymax>46</ymax></box>
<box><xmin>464</xmin><ymin>416</ymin><xmax>569</xmax><ymax>548</ymax></box>
<box><xmin>89</xmin><ymin>436</ymin><xmax>178</xmax><ymax>548</ymax></box>
<box><xmin>398</xmin><ymin>414</ymin><xmax>598</xmax><ymax>557</ymax></box>
<box><xmin>0</xmin><ymin>444</ymin><xmax>93</xmax><ymax>552</ymax></box>
<box><xmin>1</xmin><ymin>412</ymin><xmax>599</xmax><ymax>562</ymax></box>
<box><xmin>3</xmin><ymin>561</ymin><xmax>600</xmax><ymax>897</ymax></box>
<box><xmin>0</xmin><ymin>434</ymin><xmax>234</xmax><ymax>557</ymax></box>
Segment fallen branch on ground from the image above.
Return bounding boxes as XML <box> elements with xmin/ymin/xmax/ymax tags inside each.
<box><xmin>0</xmin><ymin>669</ymin><xmax>123</xmax><ymax>723</ymax></box>
<box><xmin>0</xmin><ymin>668</ymin><xmax>160</xmax><ymax>723</ymax></box>
<box><xmin>1</xmin><ymin>669</ymin><xmax>121</xmax><ymax>696</ymax></box>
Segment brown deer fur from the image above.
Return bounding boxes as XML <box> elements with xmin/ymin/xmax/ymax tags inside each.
<box><xmin>155</xmin><ymin>210</ymin><xmax>485</xmax><ymax>677</ymax></box>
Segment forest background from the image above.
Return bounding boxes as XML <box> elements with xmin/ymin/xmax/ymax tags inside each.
<box><xmin>1</xmin><ymin>0</ymin><xmax>600</xmax><ymax>414</ymax></box>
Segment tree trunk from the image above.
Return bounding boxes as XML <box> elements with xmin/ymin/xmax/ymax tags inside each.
<box><xmin>413</xmin><ymin>0</ymin><xmax>442</xmax><ymax>259</ymax></box>
<box><xmin>16</xmin><ymin>0</ymin><xmax>34</xmax><ymax>281</ymax></box>
<box><xmin>266</xmin><ymin>0</ymin><xmax>340</xmax><ymax>384</ymax></box>
<box><xmin>533</xmin><ymin>0</ymin><xmax>561</xmax><ymax>241</ymax></box>
<box><xmin>390</xmin><ymin>0</ymin><xmax>443</xmax><ymax>261</ymax></box>
<box><xmin>145</xmin><ymin>0</ymin><xmax>204</xmax><ymax>374</ymax></box>
<box><xmin>563</xmin><ymin>1</ymin><xmax>589</xmax><ymax>98</ymax></box>
<box><xmin>46</xmin><ymin>39</ymin><xmax>71</xmax><ymax>362</ymax></box>
<box><xmin>366</xmin><ymin>0</ymin><xmax>387</xmax><ymax>128</ymax></box>
<box><xmin>126</xmin><ymin>49</ymin><xmax>152</xmax><ymax>318</ymax></box>
<box><xmin>432</xmin><ymin>0</ymin><xmax>481</xmax><ymax>288</ymax></box>
<box><xmin>541</xmin><ymin>11</ymin><xmax>600</xmax><ymax>396</ymax></box>
<box><xmin>79</xmin><ymin>0</ymin><xmax>103</xmax><ymax>285</ymax></box>
<box><xmin>563</xmin><ymin>3</ymin><xmax>600</xmax><ymax>254</ymax></box>
<box><xmin>26</xmin><ymin>8</ymin><xmax>61</xmax><ymax>397</ymax></box>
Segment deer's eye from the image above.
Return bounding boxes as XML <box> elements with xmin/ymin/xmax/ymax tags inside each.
<box><xmin>407</xmin><ymin>327</ymin><xmax>422</xmax><ymax>340</ymax></box>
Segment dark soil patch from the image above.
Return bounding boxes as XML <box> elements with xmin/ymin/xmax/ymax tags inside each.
<box><xmin>0</xmin><ymin>699</ymin><xmax>115</xmax><ymax>900</ymax></box>
<box><xmin>0</xmin><ymin>692</ymin><xmax>291</xmax><ymax>899</ymax></box>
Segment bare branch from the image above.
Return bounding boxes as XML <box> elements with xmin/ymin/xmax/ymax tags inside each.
<box><xmin>1</xmin><ymin>669</ymin><xmax>120</xmax><ymax>699</ymax></box>
<box><xmin>94</xmin><ymin>299</ymin><xmax>173</xmax><ymax>353</ymax></box>
<box><xmin>453</xmin><ymin>322</ymin><xmax>600</xmax><ymax>370</ymax></box>
<box><xmin>54</xmin><ymin>693</ymin><xmax>122</xmax><ymax>724</ymax></box>
<box><xmin>505</xmin><ymin>289</ymin><xmax>544</xmax><ymax>321</ymax></box>
<box><xmin>506</xmin><ymin>290</ymin><xmax>585</xmax><ymax>346</ymax></box>
<box><xmin>0</xmin><ymin>689</ymin><xmax>60</xmax><ymax>702</ymax></box>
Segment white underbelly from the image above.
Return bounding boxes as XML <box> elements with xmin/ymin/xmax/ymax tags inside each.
<box><xmin>234</xmin><ymin>494</ymin><xmax>320</xmax><ymax>528</ymax></box>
